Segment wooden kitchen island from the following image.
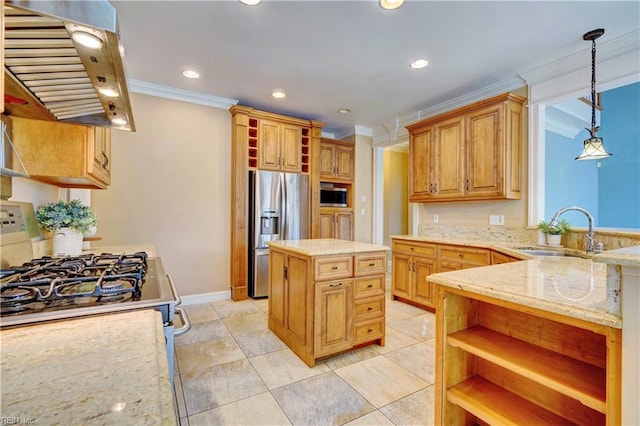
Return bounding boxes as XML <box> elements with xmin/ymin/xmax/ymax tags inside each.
<box><xmin>428</xmin><ymin>257</ymin><xmax>622</xmax><ymax>425</ymax></box>
<box><xmin>267</xmin><ymin>239</ymin><xmax>389</xmax><ymax>367</ymax></box>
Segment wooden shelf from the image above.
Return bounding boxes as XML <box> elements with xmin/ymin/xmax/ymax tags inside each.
<box><xmin>447</xmin><ymin>376</ymin><xmax>575</xmax><ymax>426</ymax></box>
<box><xmin>448</xmin><ymin>325</ymin><xmax>606</xmax><ymax>413</ymax></box>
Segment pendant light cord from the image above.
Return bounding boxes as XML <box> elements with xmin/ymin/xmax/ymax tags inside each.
<box><xmin>590</xmin><ymin>38</ymin><xmax>597</xmax><ymax>131</ymax></box>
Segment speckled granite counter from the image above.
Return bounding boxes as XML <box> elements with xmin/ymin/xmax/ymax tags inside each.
<box><xmin>267</xmin><ymin>238</ymin><xmax>389</xmax><ymax>256</ymax></box>
<box><xmin>594</xmin><ymin>245</ymin><xmax>640</xmax><ymax>268</ymax></box>
<box><xmin>1</xmin><ymin>310</ymin><xmax>176</xmax><ymax>425</ymax></box>
<box><xmin>428</xmin><ymin>257</ymin><xmax>619</xmax><ymax>328</ymax></box>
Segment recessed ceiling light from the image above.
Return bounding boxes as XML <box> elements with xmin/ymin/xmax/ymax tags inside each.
<box><xmin>182</xmin><ymin>69</ymin><xmax>200</xmax><ymax>79</ymax></box>
<box><xmin>98</xmin><ymin>88</ymin><xmax>119</xmax><ymax>98</ymax></box>
<box><xmin>339</xmin><ymin>108</ymin><xmax>351</xmax><ymax>114</ymax></box>
<box><xmin>410</xmin><ymin>59</ymin><xmax>429</xmax><ymax>69</ymax></box>
<box><xmin>71</xmin><ymin>31</ymin><xmax>103</xmax><ymax>49</ymax></box>
<box><xmin>272</xmin><ymin>90</ymin><xmax>286</xmax><ymax>99</ymax></box>
<box><xmin>240</xmin><ymin>0</ymin><xmax>261</xmax><ymax>5</ymax></box>
<box><xmin>379</xmin><ymin>0</ymin><xmax>404</xmax><ymax>10</ymax></box>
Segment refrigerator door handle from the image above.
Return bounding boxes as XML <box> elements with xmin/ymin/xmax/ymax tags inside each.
<box><xmin>280</xmin><ymin>173</ymin><xmax>288</xmax><ymax>240</ymax></box>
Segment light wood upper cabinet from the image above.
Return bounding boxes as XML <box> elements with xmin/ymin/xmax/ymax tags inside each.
<box><xmin>319</xmin><ymin>138</ymin><xmax>354</xmax><ymax>181</ymax></box>
<box><xmin>10</xmin><ymin>116</ymin><xmax>111</xmax><ymax>189</ymax></box>
<box><xmin>407</xmin><ymin>92</ymin><xmax>525</xmax><ymax>202</ymax></box>
<box><xmin>258</xmin><ymin>118</ymin><xmax>303</xmax><ymax>173</ymax></box>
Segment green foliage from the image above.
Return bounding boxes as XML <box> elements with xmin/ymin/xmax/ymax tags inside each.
<box><xmin>548</xmin><ymin>219</ymin><xmax>571</xmax><ymax>235</ymax></box>
<box><xmin>35</xmin><ymin>199</ymin><xmax>97</xmax><ymax>234</ymax></box>
<box><xmin>536</xmin><ymin>220</ymin><xmax>551</xmax><ymax>234</ymax></box>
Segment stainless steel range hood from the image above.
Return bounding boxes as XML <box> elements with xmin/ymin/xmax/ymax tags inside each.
<box><xmin>3</xmin><ymin>1</ymin><xmax>136</xmax><ymax>131</ymax></box>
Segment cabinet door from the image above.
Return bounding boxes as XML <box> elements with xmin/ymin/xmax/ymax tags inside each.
<box><xmin>87</xmin><ymin>127</ymin><xmax>111</xmax><ymax>185</ymax></box>
<box><xmin>335</xmin><ymin>145</ymin><xmax>354</xmax><ymax>181</ymax></box>
<box><xmin>414</xmin><ymin>256</ymin><xmax>436</xmax><ymax>306</ymax></box>
<box><xmin>392</xmin><ymin>253</ymin><xmax>412</xmax><ymax>299</ymax></box>
<box><xmin>466</xmin><ymin>104</ymin><xmax>503</xmax><ymax>197</ymax></box>
<box><xmin>280</xmin><ymin>123</ymin><xmax>302</xmax><ymax>173</ymax></box>
<box><xmin>319</xmin><ymin>143</ymin><xmax>335</xmax><ymax>178</ymax></box>
<box><xmin>409</xmin><ymin>129</ymin><xmax>433</xmax><ymax>201</ymax></box>
<box><xmin>259</xmin><ymin>119</ymin><xmax>281</xmax><ymax>170</ymax></box>
<box><xmin>433</xmin><ymin>116</ymin><xmax>465</xmax><ymax>199</ymax></box>
<box><xmin>268</xmin><ymin>250</ymin><xmax>287</xmax><ymax>328</ymax></box>
<box><xmin>314</xmin><ymin>279</ymin><xmax>353</xmax><ymax>357</ymax></box>
<box><xmin>335</xmin><ymin>211</ymin><xmax>353</xmax><ymax>241</ymax></box>
<box><xmin>319</xmin><ymin>211</ymin><xmax>335</xmax><ymax>238</ymax></box>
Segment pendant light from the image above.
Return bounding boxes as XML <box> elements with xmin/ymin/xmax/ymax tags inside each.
<box><xmin>576</xmin><ymin>28</ymin><xmax>612</xmax><ymax>161</ymax></box>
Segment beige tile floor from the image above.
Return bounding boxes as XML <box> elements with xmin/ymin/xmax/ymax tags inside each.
<box><xmin>174</xmin><ymin>291</ymin><xmax>435</xmax><ymax>426</ymax></box>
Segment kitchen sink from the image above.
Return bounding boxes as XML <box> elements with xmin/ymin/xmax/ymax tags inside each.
<box><xmin>517</xmin><ymin>249</ymin><xmax>582</xmax><ymax>258</ymax></box>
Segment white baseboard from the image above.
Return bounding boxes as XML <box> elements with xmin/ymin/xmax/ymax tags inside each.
<box><xmin>180</xmin><ymin>290</ymin><xmax>231</xmax><ymax>306</ymax></box>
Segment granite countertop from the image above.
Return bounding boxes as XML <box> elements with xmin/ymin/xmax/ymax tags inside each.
<box><xmin>267</xmin><ymin>238</ymin><xmax>390</xmax><ymax>257</ymax></box>
<box><xmin>428</xmin><ymin>257</ymin><xmax>620</xmax><ymax>329</ymax></box>
<box><xmin>1</xmin><ymin>310</ymin><xmax>176</xmax><ymax>425</ymax></box>
<box><xmin>593</xmin><ymin>245</ymin><xmax>640</xmax><ymax>267</ymax></box>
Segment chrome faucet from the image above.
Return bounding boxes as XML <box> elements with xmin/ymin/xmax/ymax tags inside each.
<box><xmin>549</xmin><ymin>205</ymin><xmax>603</xmax><ymax>253</ymax></box>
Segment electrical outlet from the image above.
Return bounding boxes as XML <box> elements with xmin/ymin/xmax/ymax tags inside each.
<box><xmin>433</xmin><ymin>214</ymin><xmax>439</xmax><ymax>223</ymax></box>
<box><xmin>360</xmin><ymin>208</ymin><xmax>365</xmax><ymax>216</ymax></box>
<box><xmin>489</xmin><ymin>215</ymin><xmax>505</xmax><ymax>225</ymax></box>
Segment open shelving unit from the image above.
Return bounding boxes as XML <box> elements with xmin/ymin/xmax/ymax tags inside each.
<box><xmin>434</xmin><ymin>289</ymin><xmax>621</xmax><ymax>425</ymax></box>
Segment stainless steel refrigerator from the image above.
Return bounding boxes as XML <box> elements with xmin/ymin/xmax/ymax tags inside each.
<box><xmin>248</xmin><ymin>170</ymin><xmax>309</xmax><ymax>298</ymax></box>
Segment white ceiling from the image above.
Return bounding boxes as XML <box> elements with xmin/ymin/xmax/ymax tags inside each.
<box><xmin>111</xmin><ymin>1</ymin><xmax>640</xmax><ymax>138</ymax></box>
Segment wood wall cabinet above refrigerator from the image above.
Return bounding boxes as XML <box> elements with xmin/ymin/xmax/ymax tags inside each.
<box><xmin>319</xmin><ymin>138</ymin><xmax>354</xmax><ymax>182</ymax></box>
<box><xmin>258</xmin><ymin>118</ymin><xmax>309</xmax><ymax>173</ymax></box>
<box><xmin>9</xmin><ymin>116</ymin><xmax>111</xmax><ymax>189</ymax></box>
<box><xmin>406</xmin><ymin>92</ymin><xmax>525</xmax><ymax>203</ymax></box>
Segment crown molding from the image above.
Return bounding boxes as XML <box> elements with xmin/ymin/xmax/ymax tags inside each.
<box><xmin>519</xmin><ymin>29</ymin><xmax>640</xmax><ymax>87</ymax></box>
<box><xmin>128</xmin><ymin>79</ymin><xmax>239</xmax><ymax>109</ymax></box>
<box><xmin>371</xmin><ymin>76</ymin><xmax>526</xmax><ymax>146</ymax></box>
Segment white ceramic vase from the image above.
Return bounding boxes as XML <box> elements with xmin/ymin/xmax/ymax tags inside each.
<box><xmin>53</xmin><ymin>227</ymin><xmax>84</xmax><ymax>256</ymax></box>
<box><xmin>537</xmin><ymin>230</ymin><xmax>547</xmax><ymax>246</ymax></box>
<box><xmin>546</xmin><ymin>234</ymin><xmax>562</xmax><ymax>247</ymax></box>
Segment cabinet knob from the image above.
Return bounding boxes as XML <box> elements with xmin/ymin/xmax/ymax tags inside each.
<box><xmin>466</xmin><ymin>179</ymin><xmax>470</xmax><ymax>191</ymax></box>
<box><xmin>367</xmin><ymin>328</ymin><xmax>373</xmax><ymax>333</ymax></box>
<box><xmin>430</xmin><ymin>183</ymin><xmax>433</xmax><ymax>193</ymax></box>
<box><xmin>368</xmin><ymin>263</ymin><xmax>376</xmax><ymax>267</ymax></box>
<box><xmin>367</xmin><ymin>284</ymin><xmax>373</xmax><ymax>288</ymax></box>
<box><xmin>434</xmin><ymin>183</ymin><xmax>439</xmax><ymax>193</ymax></box>
<box><xmin>329</xmin><ymin>282</ymin><xmax>343</xmax><ymax>288</ymax></box>
<box><xmin>331</xmin><ymin>266</ymin><xmax>338</xmax><ymax>270</ymax></box>
<box><xmin>367</xmin><ymin>307</ymin><xmax>373</xmax><ymax>311</ymax></box>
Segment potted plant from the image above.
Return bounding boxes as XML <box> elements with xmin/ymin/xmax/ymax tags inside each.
<box><xmin>536</xmin><ymin>220</ymin><xmax>551</xmax><ymax>245</ymax></box>
<box><xmin>35</xmin><ymin>199</ymin><xmax>98</xmax><ymax>256</ymax></box>
<box><xmin>546</xmin><ymin>219</ymin><xmax>570</xmax><ymax>247</ymax></box>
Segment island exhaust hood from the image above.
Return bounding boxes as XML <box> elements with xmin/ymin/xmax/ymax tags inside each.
<box><xmin>3</xmin><ymin>1</ymin><xmax>135</xmax><ymax>131</ymax></box>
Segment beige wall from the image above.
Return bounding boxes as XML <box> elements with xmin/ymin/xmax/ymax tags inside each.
<box><xmin>345</xmin><ymin>133</ymin><xmax>374</xmax><ymax>243</ymax></box>
<box><xmin>416</xmin><ymin>86</ymin><xmax>529</xmax><ymax>228</ymax></box>
<box><xmin>383</xmin><ymin>149</ymin><xmax>408</xmax><ymax>246</ymax></box>
<box><xmin>92</xmin><ymin>93</ymin><xmax>231</xmax><ymax>296</ymax></box>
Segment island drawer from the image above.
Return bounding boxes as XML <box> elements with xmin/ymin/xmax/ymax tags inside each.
<box><xmin>354</xmin><ymin>275</ymin><xmax>385</xmax><ymax>299</ymax></box>
<box><xmin>314</xmin><ymin>255</ymin><xmax>353</xmax><ymax>281</ymax></box>
<box><xmin>354</xmin><ymin>317</ymin><xmax>385</xmax><ymax>345</ymax></box>
<box><xmin>354</xmin><ymin>252</ymin><xmax>387</xmax><ymax>276</ymax></box>
<box><xmin>438</xmin><ymin>245</ymin><xmax>490</xmax><ymax>266</ymax></box>
<box><xmin>354</xmin><ymin>295</ymin><xmax>384</xmax><ymax>321</ymax></box>
<box><xmin>392</xmin><ymin>240</ymin><xmax>437</xmax><ymax>258</ymax></box>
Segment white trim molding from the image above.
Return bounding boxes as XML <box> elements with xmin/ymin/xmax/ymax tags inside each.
<box><xmin>129</xmin><ymin>79</ymin><xmax>239</xmax><ymax>110</ymax></box>
<box><xmin>180</xmin><ymin>290</ymin><xmax>231</xmax><ymax>305</ymax></box>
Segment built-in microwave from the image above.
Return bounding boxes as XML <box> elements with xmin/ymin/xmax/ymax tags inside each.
<box><xmin>320</xmin><ymin>187</ymin><xmax>348</xmax><ymax>207</ymax></box>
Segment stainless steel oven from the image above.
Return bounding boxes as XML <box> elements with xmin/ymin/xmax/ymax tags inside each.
<box><xmin>0</xmin><ymin>201</ymin><xmax>190</xmax><ymax>378</ymax></box>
